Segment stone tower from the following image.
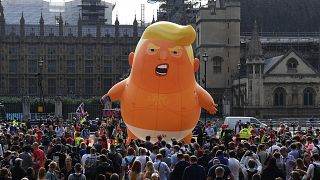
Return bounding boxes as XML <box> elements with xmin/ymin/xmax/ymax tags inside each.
<box><xmin>196</xmin><ymin>0</ymin><xmax>240</xmax><ymax>116</ymax></box>
<box><xmin>246</xmin><ymin>21</ymin><xmax>264</xmax><ymax>106</ymax></box>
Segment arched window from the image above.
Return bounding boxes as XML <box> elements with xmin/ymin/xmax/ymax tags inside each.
<box><xmin>287</xmin><ymin>58</ymin><xmax>298</xmax><ymax>73</ymax></box>
<box><xmin>211</xmin><ymin>56</ymin><xmax>223</xmax><ymax>74</ymax></box>
<box><xmin>274</xmin><ymin>87</ymin><xmax>286</xmax><ymax>106</ymax></box>
<box><xmin>303</xmin><ymin>87</ymin><xmax>316</xmax><ymax>106</ymax></box>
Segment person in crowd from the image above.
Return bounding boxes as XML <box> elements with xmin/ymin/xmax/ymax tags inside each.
<box><xmin>129</xmin><ymin>160</ymin><xmax>143</xmax><ymax>180</ymax></box>
<box><xmin>46</xmin><ymin>161</ymin><xmax>59</xmax><ymax>180</ymax></box>
<box><xmin>68</xmin><ymin>163</ymin><xmax>86</xmax><ymax>180</ymax></box>
<box><xmin>84</xmin><ymin>147</ymin><xmax>98</xmax><ymax>179</ymax></box>
<box><xmin>153</xmin><ymin>154</ymin><xmax>170</xmax><ymax>180</ymax></box>
<box><xmin>10</xmin><ymin>158</ymin><xmax>26</xmax><ymax>180</ymax></box>
<box><xmin>207</xmin><ymin>159</ymin><xmax>233</xmax><ymax>180</ymax></box>
<box><xmin>182</xmin><ymin>155</ymin><xmax>206</xmax><ymax>180</ymax></box>
<box><xmin>60</xmin><ymin>157</ymin><xmax>75</xmax><ymax>179</ymax></box>
<box><xmin>37</xmin><ymin>167</ymin><xmax>46</xmax><ymax>180</ymax></box>
<box><xmin>228</xmin><ymin>150</ymin><xmax>240</xmax><ymax>180</ymax></box>
<box><xmin>306</xmin><ymin>153</ymin><xmax>320</xmax><ymax>180</ymax></box>
<box><xmin>19</xmin><ymin>145</ymin><xmax>33</xmax><ymax>171</ymax></box>
<box><xmin>108</xmin><ymin>144</ymin><xmax>123</xmax><ymax>177</ymax></box>
<box><xmin>32</xmin><ymin>142</ymin><xmax>46</xmax><ymax>174</ymax></box>
<box><xmin>143</xmin><ymin>161</ymin><xmax>158</xmax><ymax>179</ymax></box>
<box><xmin>170</xmin><ymin>153</ymin><xmax>190</xmax><ymax>180</ymax></box>
<box><xmin>135</xmin><ymin>148</ymin><xmax>151</xmax><ymax>172</ymax></box>
<box><xmin>261</xmin><ymin>157</ymin><xmax>285</xmax><ymax>180</ymax></box>
<box><xmin>280</xmin><ymin>146</ymin><xmax>296</xmax><ymax>180</ymax></box>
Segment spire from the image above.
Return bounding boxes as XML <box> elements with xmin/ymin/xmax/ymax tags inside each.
<box><xmin>0</xmin><ymin>0</ymin><xmax>5</xmax><ymax>36</ymax></box>
<box><xmin>133</xmin><ymin>14</ymin><xmax>138</xmax><ymax>37</ymax></box>
<box><xmin>115</xmin><ymin>14</ymin><xmax>119</xmax><ymax>37</ymax></box>
<box><xmin>39</xmin><ymin>10</ymin><xmax>44</xmax><ymax>24</ymax></box>
<box><xmin>59</xmin><ymin>12</ymin><xmax>63</xmax><ymax>36</ymax></box>
<box><xmin>0</xmin><ymin>0</ymin><xmax>4</xmax><ymax>20</ymax></box>
<box><xmin>133</xmin><ymin>14</ymin><xmax>138</xmax><ymax>25</ymax></box>
<box><xmin>20</xmin><ymin>11</ymin><xmax>25</xmax><ymax>24</ymax></box>
<box><xmin>248</xmin><ymin>20</ymin><xmax>263</xmax><ymax>59</ymax></box>
<box><xmin>78</xmin><ymin>12</ymin><xmax>82</xmax><ymax>37</ymax></box>
<box><xmin>0</xmin><ymin>0</ymin><xmax>3</xmax><ymax>14</ymax></box>
<box><xmin>59</xmin><ymin>12</ymin><xmax>63</xmax><ymax>24</ymax></box>
<box><xmin>20</xmin><ymin>11</ymin><xmax>25</xmax><ymax>37</ymax></box>
<box><xmin>151</xmin><ymin>14</ymin><xmax>155</xmax><ymax>24</ymax></box>
<box><xmin>39</xmin><ymin>10</ymin><xmax>44</xmax><ymax>36</ymax></box>
<box><xmin>115</xmin><ymin>14</ymin><xmax>119</xmax><ymax>26</ymax></box>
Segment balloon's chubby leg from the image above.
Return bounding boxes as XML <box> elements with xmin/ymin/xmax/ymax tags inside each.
<box><xmin>183</xmin><ymin>133</ymin><xmax>193</xmax><ymax>144</ymax></box>
<box><xmin>127</xmin><ymin>128</ymin><xmax>137</xmax><ymax>144</ymax></box>
<box><xmin>196</xmin><ymin>84</ymin><xmax>218</xmax><ymax>115</ymax></box>
<box><xmin>101</xmin><ymin>79</ymin><xmax>127</xmax><ymax>105</ymax></box>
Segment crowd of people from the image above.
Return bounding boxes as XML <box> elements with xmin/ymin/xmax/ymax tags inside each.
<box><xmin>0</xmin><ymin>116</ymin><xmax>319</xmax><ymax>180</ymax></box>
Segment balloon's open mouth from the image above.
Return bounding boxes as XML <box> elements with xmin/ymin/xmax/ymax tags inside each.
<box><xmin>155</xmin><ymin>63</ymin><xmax>169</xmax><ymax>76</ymax></box>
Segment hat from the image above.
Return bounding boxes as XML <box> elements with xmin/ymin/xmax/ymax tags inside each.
<box><xmin>66</xmin><ymin>137</ymin><xmax>74</xmax><ymax>143</ymax></box>
<box><xmin>127</xmin><ymin>147</ymin><xmax>135</xmax><ymax>155</ymax></box>
<box><xmin>37</xmin><ymin>130</ymin><xmax>42</xmax><ymax>133</ymax></box>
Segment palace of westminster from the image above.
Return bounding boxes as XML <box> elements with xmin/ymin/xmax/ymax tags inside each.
<box><xmin>1</xmin><ymin>0</ymin><xmax>320</xmax><ymax>118</ymax></box>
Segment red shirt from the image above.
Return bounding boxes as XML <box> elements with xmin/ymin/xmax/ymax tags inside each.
<box><xmin>32</xmin><ymin>148</ymin><xmax>45</xmax><ymax>170</ymax></box>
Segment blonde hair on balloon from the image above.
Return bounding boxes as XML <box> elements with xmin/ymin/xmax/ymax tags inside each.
<box><xmin>139</xmin><ymin>21</ymin><xmax>196</xmax><ymax>65</ymax></box>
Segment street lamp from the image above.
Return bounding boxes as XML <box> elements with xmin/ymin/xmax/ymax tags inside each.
<box><xmin>38</xmin><ymin>57</ymin><xmax>45</xmax><ymax>117</ymax></box>
<box><xmin>202</xmin><ymin>52</ymin><xmax>208</xmax><ymax>125</ymax></box>
<box><xmin>237</xmin><ymin>63</ymin><xmax>241</xmax><ymax>108</ymax></box>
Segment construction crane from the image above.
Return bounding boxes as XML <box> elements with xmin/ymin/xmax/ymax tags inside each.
<box><xmin>147</xmin><ymin>0</ymin><xmax>205</xmax><ymax>24</ymax></box>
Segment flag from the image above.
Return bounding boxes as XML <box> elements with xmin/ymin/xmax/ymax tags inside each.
<box><xmin>76</xmin><ymin>102</ymin><xmax>85</xmax><ymax>117</ymax></box>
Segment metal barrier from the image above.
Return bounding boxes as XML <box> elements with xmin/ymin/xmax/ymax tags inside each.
<box><xmin>259</xmin><ymin>118</ymin><xmax>320</xmax><ymax>129</ymax></box>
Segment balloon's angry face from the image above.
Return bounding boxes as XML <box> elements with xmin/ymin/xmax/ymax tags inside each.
<box><xmin>131</xmin><ymin>39</ymin><xmax>195</xmax><ymax>93</ymax></box>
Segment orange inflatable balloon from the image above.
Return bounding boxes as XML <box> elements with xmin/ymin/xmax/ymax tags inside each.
<box><xmin>101</xmin><ymin>21</ymin><xmax>217</xmax><ymax>143</ymax></box>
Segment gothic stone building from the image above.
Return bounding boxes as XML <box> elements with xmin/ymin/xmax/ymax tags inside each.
<box><xmin>0</xmin><ymin>0</ymin><xmax>154</xmax><ymax>99</ymax></box>
<box><xmin>196</xmin><ymin>1</ymin><xmax>320</xmax><ymax>118</ymax></box>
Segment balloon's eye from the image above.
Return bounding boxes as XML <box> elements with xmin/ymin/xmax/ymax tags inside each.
<box><xmin>170</xmin><ymin>49</ymin><xmax>181</xmax><ymax>57</ymax></box>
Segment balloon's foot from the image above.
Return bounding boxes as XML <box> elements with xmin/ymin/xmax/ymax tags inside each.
<box><xmin>126</xmin><ymin>128</ymin><xmax>137</xmax><ymax>144</ymax></box>
<box><xmin>183</xmin><ymin>133</ymin><xmax>192</xmax><ymax>144</ymax></box>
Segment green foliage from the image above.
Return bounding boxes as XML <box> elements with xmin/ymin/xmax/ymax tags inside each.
<box><xmin>0</xmin><ymin>96</ymin><xmax>100</xmax><ymax>105</ymax></box>
<box><xmin>0</xmin><ymin>96</ymin><xmax>21</xmax><ymax>103</ymax></box>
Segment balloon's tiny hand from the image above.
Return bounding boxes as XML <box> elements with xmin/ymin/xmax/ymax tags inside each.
<box><xmin>208</xmin><ymin>103</ymin><xmax>218</xmax><ymax>115</ymax></box>
<box><xmin>101</xmin><ymin>96</ymin><xmax>111</xmax><ymax>106</ymax></box>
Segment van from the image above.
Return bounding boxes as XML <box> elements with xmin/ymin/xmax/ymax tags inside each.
<box><xmin>223</xmin><ymin>116</ymin><xmax>267</xmax><ymax>130</ymax></box>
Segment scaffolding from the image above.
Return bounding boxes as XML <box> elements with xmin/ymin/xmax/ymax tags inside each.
<box><xmin>79</xmin><ymin>0</ymin><xmax>107</xmax><ymax>25</ymax></box>
<box><xmin>148</xmin><ymin>0</ymin><xmax>202</xmax><ymax>24</ymax></box>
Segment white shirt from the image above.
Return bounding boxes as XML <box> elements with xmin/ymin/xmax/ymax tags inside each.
<box><xmin>267</xmin><ymin>145</ymin><xmax>280</xmax><ymax>154</ymax></box>
<box><xmin>307</xmin><ymin>161</ymin><xmax>320</xmax><ymax>180</ymax></box>
<box><xmin>281</xmin><ymin>155</ymin><xmax>295</xmax><ymax>180</ymax></box>
<box><xmin>205</xmin><ymin>127</ymin><xmax>215</xmax><ymax>137</ymax></box>
<box><xmin>240</xmin><ymin>154</ymin><xmax>262</xmax><ymax>173</ymax></box>
<box><xmin>55</xmin><ymin>127</ymin><xmax>65</xmax><ymax>137</ymax></box>
<box><xmin>228</xmin><ymin>158</ymin><xmax>240</xmax><ymax>180</ymax></box>
<box><xmin>153</xmin><ymin>160</ymin><xmax>170</xmax><ymax>180</ymax></box>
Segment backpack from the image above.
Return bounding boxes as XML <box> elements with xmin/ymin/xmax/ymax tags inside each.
<box><xmin>124</xmin><ymin>157</ymin><xmax>136</xmax><ymax>180</ymax></box>
<box><xmin>312</xmin><ymin>164</ymin><xmax>320</xmax><ymax>180</ymax></box>
<box><xmin>315</xmin><ymin>145</ymin><xmax>320</xmax><ymax>154</ymax></box>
